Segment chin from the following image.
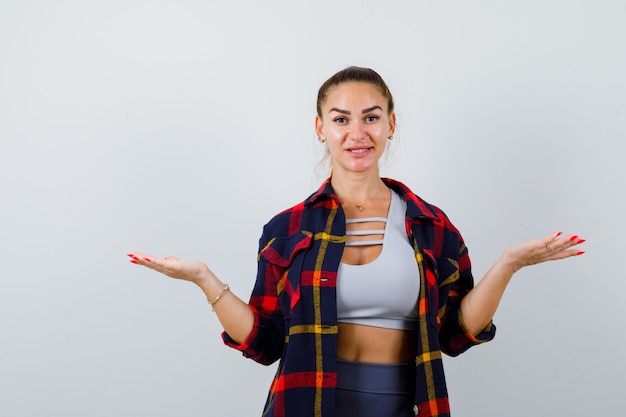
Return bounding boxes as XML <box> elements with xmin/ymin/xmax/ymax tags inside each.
<box><xmin>347</xmin><ymin>164</ymin><xmax>378</xmax><ymax>174</ymax></box>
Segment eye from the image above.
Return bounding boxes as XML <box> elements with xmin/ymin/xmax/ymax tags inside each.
<box><xmin>333</xmin><ymin>116</ymin><xmax>347</xmax><ymax>124</ymax></box>
<box><xmin>365</xmin><ymin>115</ymin><xmax>379</xmax><ymax>123</ymax></box>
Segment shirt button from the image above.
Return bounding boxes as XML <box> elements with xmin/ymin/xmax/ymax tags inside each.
<box><xmin>413</xmin><ymin>405</ymin><xmax>419</xmax><ymax>415</ymax></box>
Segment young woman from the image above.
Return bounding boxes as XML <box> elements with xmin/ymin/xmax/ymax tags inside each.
<box><xmin>128</xmin><ymin>67</ymin><xmax>585</xmax><ymax>417</ymax></box>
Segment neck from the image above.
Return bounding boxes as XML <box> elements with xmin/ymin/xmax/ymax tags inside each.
<box><xmin>330</xmin><ymin>172</ymin><xmax>387</xmax><ymax>204</ymax></box>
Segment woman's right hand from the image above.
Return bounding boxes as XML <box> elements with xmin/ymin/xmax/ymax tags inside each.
<box><xmin>127</xmin><ymin>252</ymin><xmax>215</xmax><ymax>286</ymax></box>
<box><xmin>127</xmin><ymin>252</ymin><xmax>255</xmax><ymax>344</ymax></box>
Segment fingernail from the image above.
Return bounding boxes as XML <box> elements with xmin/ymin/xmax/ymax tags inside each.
<box><xmin>143</xmin><ymin>257</ymin><xmax>151</xmax><ymax>262</ymax></box>
<box><xmin>569</xmin><ymin>235</ymin><xmax>579</xmax><ymax>241</ymax></box>
<box><xmin>130</xmin><ymin>259</ymin><xmax>139</xmax><ymax>264</ymax></box>
<box><xmin>577</xmin><ymin>239</ymin><xmax>586</xmax><ymax>244</ymax></box>
<box><xmin>576</xmin><ymin>251</ymin><xmax>585</xmax><ymax>256</ymax></box>
<box><xmin>127</xmin><ymin>253</ymin><xmax>134</xmax><ymax>257</ymax></box>
<box><xmin>556</xmin><ymin>231</ymin><xmax>563</xmax><ymax>237</ymax></box>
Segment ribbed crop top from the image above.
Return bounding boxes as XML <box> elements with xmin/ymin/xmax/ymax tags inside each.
<box><xmin>337</xmin><ymin>190</ymin><xmax>421</xmax><ymax>331</ymax></box>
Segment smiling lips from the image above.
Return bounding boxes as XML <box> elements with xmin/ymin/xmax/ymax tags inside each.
<box><xmin>347</xmin><ymin>147</ymin><xmax>373</xmax><ymax>156</ymax></box>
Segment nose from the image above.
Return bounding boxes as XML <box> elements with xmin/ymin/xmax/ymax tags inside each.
<box><xmin>347</xmin><ymin>122</ymin><xmax>368</xmax><ymax>140</ymax></box>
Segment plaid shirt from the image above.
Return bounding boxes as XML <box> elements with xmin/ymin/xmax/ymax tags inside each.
<box><xmin>223</xmin><ymin>178</ymin><xmax>495</xmax><ymax>417</ymax></box>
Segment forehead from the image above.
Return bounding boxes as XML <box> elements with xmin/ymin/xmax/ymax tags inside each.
<box><xmin>322</xmin><ymin>82</ymin><xmax>386</xmax><ymax>110</ymax></box>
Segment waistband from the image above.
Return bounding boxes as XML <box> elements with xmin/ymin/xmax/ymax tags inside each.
<box><xmin>336</xmin><ymin>358</ymin><xmax>416</xmax><ymax>395</ymax></box>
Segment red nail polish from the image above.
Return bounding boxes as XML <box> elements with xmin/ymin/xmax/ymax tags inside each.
<box><xmin>143</xmin><ymin>258</ymin><xmax>151</xmax><ymax>262</ymax></box>
<box><xmin>556</xmin><ymin>231</ymin><xmax>563</xmax><ymax>237</ymax></box>
<box><xmin>577</xmin><ymin>239</ymin><xmax>586</xmax><ymax>244</ymax></box>
<box><xmin>569</xmin><ymin>235</ymin><xmax>579</xmax><ymax>241</ymax></box>
<box><xmin>130</xmin><ymin>259</ymin><xmax>139</xmax><ymax>264</ymax></box>
<box><xmin>576</xmin><ymin>251</ymin><xmax>585</xmax><ymax>256</ymax></box>
<box><xmin>127</xmin><ymin>253</ymin><xmax>134</xmax><ymax>257</ymax></box>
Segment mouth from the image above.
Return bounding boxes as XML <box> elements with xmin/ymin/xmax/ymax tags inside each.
<box><xmin>347</xmin><ymin>147</ymin><xmax>373</xmax><ymax>154</ymax></box>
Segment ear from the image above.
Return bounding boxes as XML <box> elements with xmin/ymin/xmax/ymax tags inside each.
<box><xmin>388</xmin><ymin>112</ymin><xmax>396</xmax><ymax>136</ymax></box>
<box><xmin>315</xmin><ymin>115</ymin><xmax>325</xmax><ymax>139</ymax></box>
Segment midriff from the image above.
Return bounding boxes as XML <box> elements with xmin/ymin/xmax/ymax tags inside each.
<box><xmin>337</xmin><ymin>323</ymin><xmax>417</xmax><ymax>364</ymax></box>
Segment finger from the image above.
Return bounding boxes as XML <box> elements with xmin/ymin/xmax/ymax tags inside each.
<box><xmin>127</xmin><ymin>252</ymin><xmax>146</xmax><ymax>264</ymax></box>
<box><xmin>542</xmin><ymin>235</ymin><xmax>586</xmax><ymax>261</ymax></box>
<box><xmin>540</xmin><ymin>231</ymin><xmax>561</xmax><ymax>245</ymax></box>
<box><xmin>550</xmin><ymin>231</ymin><xmax>564</xmax><ymax>241</ymax></box>
<box><xmin>553</xmin><ymin>234</ymin><xmax>585</xmax><ymax>252</ymax></box>
<box><xmin>542</xmin><ymin>232</ymin><xmax>585</xmax><ymax>251</ymax></box>
<box><xmin>546</xmin><ymin>247</ymin><xmax>585</xmax><ymax>261</ymax></box>
<box><xmin>540</xmin><ymin>232</ymin><xmax>563</xmax><ymax>254</ymax></box>
<box><xmin>127</xmin><ymin>251</ymin><xmax>151</xmax><ymax>258</ymax></box>
<box><xmin>127</xmin><ymin>252</ymin><xmax>172</xmax><ymax>272</ymax></box>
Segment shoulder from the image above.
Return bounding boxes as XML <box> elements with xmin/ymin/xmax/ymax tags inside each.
<box><xmin>262</xmin><ymin>200</ymin><xmax>308</xmax><ymax>239</ymax></box>
<box><xmin>261</xmin><ymin>178</ymin><xmax>337</xmax><ymax>240</ymax></box>
<box><xmin>384</xmin><ymin>177</ymin><xmax>464</xmax><ymax>243</ymax></box>
<box><xmin>383</xmin><ymin>178</ymin><xmax>448</xmax><ymax>222</ymax></box>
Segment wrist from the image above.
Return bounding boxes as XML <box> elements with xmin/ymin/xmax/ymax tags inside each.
<box><xmin>496</xmin><ymin>250</ymin><xmax>525</xmax><ymax>275</ymax></box>
<box><xmin>195</xmin><ymin>269</ymin><xmax>224</xmax><ymax>296</ymax></box>
<box><xmin>494</xmin><ymin>253</ymin><xmax>520</xmax><ymax>277</ymax></box>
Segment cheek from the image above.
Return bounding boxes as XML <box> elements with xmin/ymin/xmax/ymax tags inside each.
<box><xmin>370</xmin><ymin>124</ymin><xmax>388</xmax><ymax>135</ymax></box>
<box><xmin>324</xmin><ymin>127</ymin><xmax>346</xmax><ymax>141</ymax></box>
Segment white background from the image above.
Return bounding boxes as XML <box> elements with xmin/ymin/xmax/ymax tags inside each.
<box><xmin>1</xmin><ymin>1</ymin><xmax>624</xmax><ymax>416</ymax></box>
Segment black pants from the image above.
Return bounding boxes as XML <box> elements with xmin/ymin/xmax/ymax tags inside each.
<box><xmin>334</xmin><ymin>359</ymin><xmax>416</xmax><ymax>417</ymax></box>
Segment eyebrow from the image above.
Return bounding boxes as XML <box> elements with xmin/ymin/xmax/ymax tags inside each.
<box><xmin>328</xmin><ymin>105</ymin><xmax>383</xmax><ymax>115</ymax></box>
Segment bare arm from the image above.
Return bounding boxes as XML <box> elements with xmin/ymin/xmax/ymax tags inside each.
<box><xmin>460</xmin><ymin>232</ymin><xmax>585</xmax><ymax>336</ymax></box>
<box><xmin>127</xmin><ymin>253</ymin><xmax>255</xmax><ymax>344</ymax></box>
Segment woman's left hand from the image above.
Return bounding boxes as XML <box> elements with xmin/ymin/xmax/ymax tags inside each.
<box><xmin>460</xmin><ymin>232</ymin><xmax>585</xmax><ymax>335</ymax></box>
<box><xmin>501</xmin><ymin>231</ymin><xmax>585</xmax><ymax>273</ymax></box>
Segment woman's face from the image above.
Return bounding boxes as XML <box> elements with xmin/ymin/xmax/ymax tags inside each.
<box><xmin>315</xmin><ymin>82</ymin><xmax>396</xmax><ymax>177</ymax></box>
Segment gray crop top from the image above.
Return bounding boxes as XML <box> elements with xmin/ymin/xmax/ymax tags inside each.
<box><xmin>337</xmin><ymin>190</ymin><xmax>421</xmax><ymax>331</ymax></box>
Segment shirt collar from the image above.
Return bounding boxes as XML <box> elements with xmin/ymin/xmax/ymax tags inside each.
<box><xmin>304</xmin><ymin>177</ymin><xmax>440</xmax><ymax>222</ymax></box>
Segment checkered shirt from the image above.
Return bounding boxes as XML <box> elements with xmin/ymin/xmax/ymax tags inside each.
<box><xmin>223</xmin><ymin>178</ymin><xmax>495</xmax><ymax>417</ymax></box>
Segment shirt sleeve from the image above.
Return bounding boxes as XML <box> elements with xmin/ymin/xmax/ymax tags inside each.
<box><xmin>222</xmin><ymin>224</ymin><xmax>313</xmax><ymax>366</ymax></box>
<box><xmin>435</xmin><ymin>220</ymin><xmax>496</xmax><ymax>356</ymax></box>
<box><xmin>221</xmin><ymin>233</ymin><xmax>287</xmax><ymax>366</ymax></box>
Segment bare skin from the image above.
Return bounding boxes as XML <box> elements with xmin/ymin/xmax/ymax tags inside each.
<box><xmin>337</xmin><ymin>325</ymin><xmax>417</xmax><ymax>364</ymax></box>
<box><xmin>128</xmin><ymin>81</ymin><xmax>585</xmax><ymax>364</ymax></box>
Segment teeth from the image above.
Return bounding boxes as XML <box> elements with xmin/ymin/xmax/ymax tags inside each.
<box><xmin>350</xmin><ymin>148</ymin><xmax>369</xmax><ymax>153</ymax></box>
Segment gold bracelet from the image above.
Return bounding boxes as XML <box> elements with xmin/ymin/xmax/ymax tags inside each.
<box><xmin>208</xmin><ymin>283</ymin><xmax>230</xmax><ymax>311</ymax></box>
